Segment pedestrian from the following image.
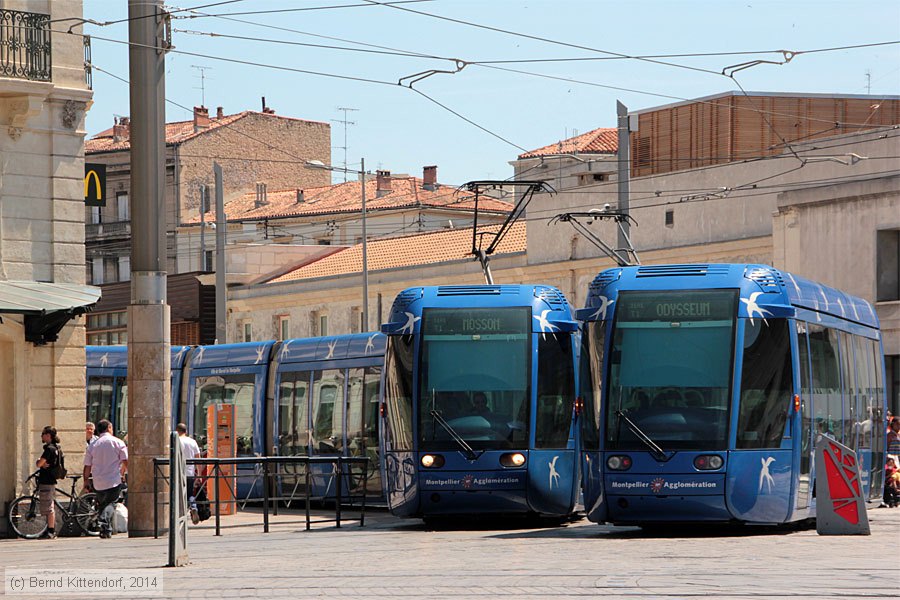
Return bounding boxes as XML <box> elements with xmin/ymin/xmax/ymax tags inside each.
<box><xmin>884</xmin><ymin>456</ymin><xmax>900</xmax><ymax>508</ymax></box>
<box><xmin>85</xmin><ymin>422</ymin><xmax>98</xmax><ymax>448</ymax></box>
<box><xmin>35</xmin><ymin>426</ymin><xmax>61</xmax><ymax>539</ymax></box>
<box><xmin>176</xmin><ymin>423</ymin><xmax>201</xmax><ymax>524</ymax></box>
<box><xmin>888</xmin><ymin>417</ymin><xmax>900</xmax><ymax>457</ymax></box>
<box><xmin>83</xmin><ymin>419</ymin><xmax>128</xmax><ymax>539</ymax></box>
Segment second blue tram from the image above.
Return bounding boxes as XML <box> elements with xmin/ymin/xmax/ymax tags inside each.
<box><xmin>380</xmin><ymin>284</ymin><xmax>581</xmax><ymax>518</ymax></box>
<box><xmin>577</xmin><ymin>264</ymin><xmax>887</xmax><ymax>526</ymax></box>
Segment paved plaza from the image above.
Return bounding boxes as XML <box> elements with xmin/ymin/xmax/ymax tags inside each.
<box><xmin>2</xmin><ymin>505</ymin><xmax>898</xmax><ymax>599</ymax></box>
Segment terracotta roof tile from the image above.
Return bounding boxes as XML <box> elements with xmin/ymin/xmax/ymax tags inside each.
<box><xmin>184</xmin><ymin>177</ymin><xmax>512</xmax><ymax>224</ymax></box>
<box><xmin>267</xmin><ymin>221</ymin><xmax>526</xmax><ymax>284</ymax></box>
<box><xmin>85</xmin><ymin>111</ymin><xmax>324</xmax><ymax>153</ymax></box>
<box><xmin>518</xmin><ymin>126</ymin><xmax>617</xmax><ymax>159</ymax></box>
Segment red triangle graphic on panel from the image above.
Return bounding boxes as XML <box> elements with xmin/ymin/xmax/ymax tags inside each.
<box><xmin>824</xmin><ymin>443</ymin><xmax>862</xmax><ymax>525</ymax></box>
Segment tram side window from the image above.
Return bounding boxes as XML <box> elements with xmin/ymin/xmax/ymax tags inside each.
<box><xmin>193</xmin><ymin>373</ymin><xmax>257</xmax><ymax>455</ymax></box>
<box><xmin>870</xmin><ymin>337</ymin><xmax>886</xmax><ymax>498</ymax></box>
<box><xmin>114</xmin><ymin>377</ymin><xmax>128</xmax><ymax>439</ymax></box>
<box><xmin>536</xmin><ymin>333</ymin><xmax>575</xmax><ymax>449</ymax></box>
<box><xmin>384</xmin><ymin>336</ymin><xmax>415</xmax><ymax>451</ymax></box>
<box><xmin>87</xmin><ymin>376</ymin><xmax>114</xmax><ymax>429</ymax></box>
<box><xmin>363</xmin><ymin>366</ymin><xmax>382</xmax><ymax>454</ymax></box>
<box><xmin>580</xmin><ymin>323</ymin><xmax>604</xmax><ymax>448</ymax></box>
<box><xmin>808</xmin><ymin>325</ymin><xmax>843</xmax><ymax>443</ymax></box>
<box><xmin>736</xmin><ymin>319</ymin><xmax>793</xmax><ymax>448</ymax></box>
<box><xmin>347</xmin><ymin>368</ymin><xmax>365</xmax><ymax>456</ymax></box>
<box><xmin>278</xmin><ymin>371</ymin><xmax>309</xmax><ymax>456</ymax></box>
<box><xmin>312</xmin><ymin>369</ymin><xmax>345</xmax><ymax>455</ymax></box>
<box><xmin>854</xmin><ymin>335</ymin><xmax>874</xmax><ymax>449</ymax></box>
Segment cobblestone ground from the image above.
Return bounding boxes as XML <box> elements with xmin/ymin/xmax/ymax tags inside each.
<box><xmin>2</xmin><ymin>505</ymin><xmax>898</xmax><ymax>599</ymax></box>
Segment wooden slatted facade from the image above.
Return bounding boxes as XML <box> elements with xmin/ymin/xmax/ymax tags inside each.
<box><xmin>630</xmin><ymin>93</ymin><xmax>900</xmax><ymax>177</ymax></box>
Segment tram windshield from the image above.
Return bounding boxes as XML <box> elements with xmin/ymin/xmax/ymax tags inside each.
<box><xmin>603</xmin><ymin>290</ymin><xmax>737</xmax><ymax>450</ymax></box>
<box><xmin>418</xmin><ymin>307</ymin><xmax>530</xmax><ymax>450</ymax></box>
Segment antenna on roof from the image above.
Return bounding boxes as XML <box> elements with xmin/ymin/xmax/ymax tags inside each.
<box><xmin>191</xmin><ymin>65</ymin><xmax>212</xmax><ymax>107</ymax></box>
<box><xmin>332</xmin><ymin>107</ymin><xmax>358</xmax><ymax>183</ymax></box>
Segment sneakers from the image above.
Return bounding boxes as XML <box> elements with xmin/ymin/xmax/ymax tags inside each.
<box><xmin>39</xmin><ymin>530</ymin><xmax>56</xmax><ymax>540</ymax></box>
<box><xmin>190</xmin><ymin>507</ymin><xmax>200</xmax><ymax>525</ymax></box>
<box><xmin>99</xmin><ymin>530</ymin><xmax>112</xmax><ymax>539</ymax></box>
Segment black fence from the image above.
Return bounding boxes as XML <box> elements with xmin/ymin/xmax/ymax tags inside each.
<box><xmin>152</xmin><ymin>456</ymin><xmax>369</xmax><ymax>537</ymax></box>
<box><xmin>0</xmin><ymin>9</ymin><xmax>51</xmax><ymax>82</ymax></box>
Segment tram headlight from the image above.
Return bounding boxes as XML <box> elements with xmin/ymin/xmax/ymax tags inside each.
<box><xmin>693</xmin><ymin>455</ymin><xmax>724</xmax><ymax>470</ymax></box>
<box><xmin>606</xmin><ymin>455</ymin><xmax>632</xmax><ymax>471</ymax></box>
<box><xmin>500</xmin><ymin>452</ymin><xmax>526</xmax><ymax>467</ymax></box>
<box><xmin>421</xmin><ymin>454</ymin><xmax>445</xmax><ymax>468</ymax></box>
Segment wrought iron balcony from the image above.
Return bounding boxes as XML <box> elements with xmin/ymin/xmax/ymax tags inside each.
<box><xmin>0</xmin><ymin>9</ymin><xmax>51</xmax><ymax>82</ymax></box>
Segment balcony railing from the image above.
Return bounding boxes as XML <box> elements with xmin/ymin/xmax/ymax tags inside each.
<box><xmin>0</xmin><ymin>9</ymin><xmax>51</xmax><ymax>82</ymax></box>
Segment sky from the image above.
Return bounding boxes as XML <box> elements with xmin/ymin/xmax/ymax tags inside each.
<box><xmin>81</xmin><ymin>0</ymin><xmax>900</xmax><ymax>185</ymax></box>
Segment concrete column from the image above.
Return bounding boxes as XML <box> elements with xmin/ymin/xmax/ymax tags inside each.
<box><xmin>127</xmin><ymin>302</ymin><xmax>171</xmax><ymax>536</ymax></box>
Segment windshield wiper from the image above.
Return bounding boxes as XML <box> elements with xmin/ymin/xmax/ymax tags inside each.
<box><xmin>431</xmin><ymin>410</ymin><xmax>480</xmax><ymax>461</ymax></box>
<box><xmin>615</xmin><ymin>410</ymin><xmax>671</xmax><ymax>462</ymax></box>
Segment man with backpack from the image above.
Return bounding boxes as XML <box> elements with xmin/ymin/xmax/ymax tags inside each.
<box><xmin>83</xmin><ymin>419</ymin><xmax>128</xmax><ymax>539</ymax></box>
<box><xmin>36</xmin><ymin>425</ymin><xmax>66</xmax><ymax>539</ymax></box>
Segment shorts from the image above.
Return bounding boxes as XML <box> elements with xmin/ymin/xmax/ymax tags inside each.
<box><xmin>38</xmin><ymin>484</ymin><xmax>55</xmax><ymax>518</ymax></box>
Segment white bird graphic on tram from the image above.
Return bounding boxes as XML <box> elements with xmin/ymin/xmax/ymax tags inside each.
<box><xmin>758</xmin><ymin>457</ymin><xmax>775</xmax><ymax>494</ymax></box>
<box><xmin>398</xmin><ymin>312</ymin><xmax>420</xmax><ymax>335</ymax></box>
<box><xmin>590</xmin><ymin>296</ymin><xmax>615</xmax><ymax>321</ymax></box>
<box><xmin>365</xmin><ymin>333</ymin><xmax>377</xmax><ymax>354</ymax></box>
<box><xmin>533</xmin><ymin>310</ymin><xmax>559</xmax><ymax>336</ymax></box>
<box><xmin>549</xmin><ymin>455</ymin><xmax>561</xmax><ymax>489</ymax></box>
<box><xmin>741</xmin><ymin>292</ymin><xmax>773</xmax><ymax>326</ymax></box>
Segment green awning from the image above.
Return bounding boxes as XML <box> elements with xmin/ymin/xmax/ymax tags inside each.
<box><xmin>0</xmin><ymin>281</ymin><xmax>101</xmax><ymax>344</ymax></box>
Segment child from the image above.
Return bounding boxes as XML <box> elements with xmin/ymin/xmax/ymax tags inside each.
<box><xmin>884</xmin><ymin>456</ymin><xmax>900</xmax><ymax>508</ymax></box>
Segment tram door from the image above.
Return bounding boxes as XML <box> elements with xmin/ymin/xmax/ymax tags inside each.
<box><xmin>796</xmin><ymin>323</ymin><xmax>812</xmax><ymax>509</ymax></box>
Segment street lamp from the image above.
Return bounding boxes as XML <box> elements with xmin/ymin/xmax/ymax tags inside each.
<box><xmin>305</xmin><ymin>159</ymin><xmax>369</xmax><ymax>331</ymax></box>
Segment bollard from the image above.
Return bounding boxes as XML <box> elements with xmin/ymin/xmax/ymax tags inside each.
<box><xmin>153</xmin><ymin>459</ymin><xmax>159</xmax><ymax>538</ymax></box>
<box><xmin>263</xmin><ymin>460</ymin><xmax>270</xmax><ymax>533</ymax></box>
<box><xmin>214</xmin><ymin>462</ymin><xmax>221</xmax><ymax>536</ymax></box>
<box><xmin>305</xmin><ymin>462</ymin><xmax>311</xmax><ymax>531</ymax></box>
<box><xmin>335</xmin><ymin>458</ymin><xmax>342</xmax><ymax>528</ymax></box>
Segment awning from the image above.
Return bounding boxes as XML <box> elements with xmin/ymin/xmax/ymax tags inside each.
<box><xmin>0</xmin><ymin>280</ymin><xmax>101</xmax><ymax>345</ymax></box>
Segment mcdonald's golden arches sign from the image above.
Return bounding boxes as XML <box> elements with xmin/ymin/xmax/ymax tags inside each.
<box><xmin>84</xmin><ymin>163</ymin><xmax>106</xmax><ymax>207</ymax></box>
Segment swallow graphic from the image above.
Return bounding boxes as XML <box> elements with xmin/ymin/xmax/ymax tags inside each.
<box><xmin>194</xmin><ymin>346</ymin><xmax>205</xmax><ymax>365</ymax></box>
<box><xmin>280</xmin><ymin>340</ymin><xmax>292</xmax><ymax>360</ymax></box>
<box><xmin>365</xmin><ymin>334</ymin><xmax>377</xmax><ymax>354</ymax></box>
<box><xmin>325</xmin><ymin>339</ymin><xmax>337</xmax><ymax>359</ymax></box>
<box><xmin>836</xmin><ymin>297</ymin><xmax>845</xmax><ymax>317</ymax></box>
<box><xmin>741</xmin><ymin>292</ymin><xmax>773</xmax><ymax>326</ymax></box>
<box><xmin>533</xmin><ymin>309</ymin><xmax>559</xmax><ymax>337</ymax></box>
<box><xmin>100</xmin><ymin>353</ymin><xmax>109</xmax><ymax>367</ymax></box>
<box><xmin>173</xmin><ymin>347</ymin><xmax>186</xmax><ymax>363</ymax></box>
<box><xmin>549</xmin><ymin>455</ymin><xmax>561</xmax><ymax>489</ymax></box>
<box><xmin>758</xmin><ymin>457</ymin><xmax>775</xmax><ymax>494</ymax></box>
<box><xmin>398</xmin><ymin>312</ymin><xmax>421</xmax><ymax>335</ymax></box>
<box><xmin>589</xmin><ymin>296</ymin><xmax>615</xmax><ymax>321</ymax></box>
<box><xmin>255</xmin><ymin>345</ymin><xmax>266</xmax><ymax>364</ymax></box>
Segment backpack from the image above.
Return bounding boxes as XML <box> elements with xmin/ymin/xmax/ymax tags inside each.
<box><xmin>50</xmin><ymin>445</ymin><xmax>68</xmax><ymax>481</ymax></box>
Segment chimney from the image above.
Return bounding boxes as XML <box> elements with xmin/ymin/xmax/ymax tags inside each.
<box><xmin>423</xmin><ymin>165</ymin><xmax>437</xmax><ymax>191</ymax></box>
<box><xmin>255</xmin><ymin>182</ymin><xmax>268</xmax><ymax>209</ymax></box>
<box><xmin>296</xmin><ymin>189</ymin><xmax>304</xmax><ymax>204</ymax></box>
<box><xmin>216</xmin><ymin>106</ymin><xmax>224</xmax><ymax>119</ymax></box>
<box><xmin>112</xmin><ymin>116</ymin><xmax>130</xmax><ymax>143</ymax></box>
<box><xmin>193</xmin><ymin>106</ymin><xmax>210</xmax><ymax>132</ymax></box>
<box><xmin>376</xmin><ymin>170</ymin><xmax>392</xmax><ymax>197</ymax></box>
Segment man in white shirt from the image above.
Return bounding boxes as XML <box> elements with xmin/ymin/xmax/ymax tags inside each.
<box><xmin>83</xmin><ymin>419</ymin><xmax>128</xmax><ymax>539</ymax></box>
<box><xmin>176</xmin><ymin>423</ymin><xmax>201</xmax><ymax>523</ymax></box>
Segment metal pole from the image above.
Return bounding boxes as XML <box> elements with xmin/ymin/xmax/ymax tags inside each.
<box><xmin>262</xmin><ymin>459</ymin><xmax>270</xmax><ymax>533</ymax></box>
<box><xmin>214</xmin><ymin>163</ymin><xmax>226</xmax><ymax>344</ymax></box>
<box><xmin>616</xmin><ymin>100</ymin><xmax>631</xmax><ymax>254</ymax></box>
<box><xmin>360</xmin><ymin>159</ymin><xmax>369</xmax><ymax>330</ymax></box>
<box><xmin>127</xmin><ymin>0</ymin><xmax>170</xmax><ymax>537</ymax></box>
<box><xmin>199</xmin><ymin>185</ymin><xmax>206</xmax><ymax>271</ymax></box>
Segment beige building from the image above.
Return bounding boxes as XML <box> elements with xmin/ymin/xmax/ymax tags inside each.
<box><xmin>0</xmin><ymin>0</ymin><xmax>97</xmax><ymax>527</ymax></box>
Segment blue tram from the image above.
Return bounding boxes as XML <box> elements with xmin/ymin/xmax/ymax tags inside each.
<box><xmin>86</xmin><ymin>333</ymin><xmax>387</xmax><ymax>499</ymax></box>
<box><xmin>577</xmin><ymin>264</ymin><xmax>887</xmax><ymax>526</ymax></box>
<box><xmin>380</xmin><ymin>284</ymin><xmax>581</xmax><ymax>518</ymax></box>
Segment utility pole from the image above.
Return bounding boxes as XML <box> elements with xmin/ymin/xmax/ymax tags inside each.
<box><xmin>127</xmin><ymin>0</ymin><xmax>170</xmax><ymax>537</ymax></box>
<box><xmin>332</xmin><ymin>107</ymin><xmax>358</xmax><ymax>182</ymax></box>
<box><xmin>616</xmin><ymin>101</ymin><xmax>631</xmax><ymax>254</ymax></box>
<box><xmin>865</xmin><ymin>70</ymin><xmax>871</xmax><ymax>94</ymax></box>
<box><xmin>214</xmin><ymin>163</ymin><xmax>226</xmax><ymax>344</ymax></box>
<box><xmin>360</xmin><ymin>158</ymin><xmax>368</xmax><ymax>330</ymax></box>
<box><xmin>199</xmin><ymin>184</ymin><xmax>207</xmax><ymax>271</ymax></box>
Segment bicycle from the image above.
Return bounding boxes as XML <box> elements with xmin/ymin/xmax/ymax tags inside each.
<box><xmin>8</xmin><ymin>471</ymin><xmax>101</xmax><ymax>539</ymax></box>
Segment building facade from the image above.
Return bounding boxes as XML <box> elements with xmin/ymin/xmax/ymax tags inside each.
<box><xmin>0</xmin><ymin>0</ymin><xmax>97</xmax><ymax>526</ymax></box>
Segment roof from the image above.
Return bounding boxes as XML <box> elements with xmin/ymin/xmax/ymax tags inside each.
<box><xmin>629</xmin><ymin>90</ymin><xmax>900</xmax><ymax>116</ymax></box>
<box><xmin>267</xmin><ymin>221</ymin><xmax>526</xmax><ymax>284</ymax></box>
<box><xmin>518</xmin><ymin>126</ymin><xmax>618</xmax><ymax>159</ymax></box>
<box><xmin>85</xmin><ymin>111</ymin><xmax>325</xmax><ymax>153</ymax></box>
<box><xmin>0</xmin><ymin>281</ymin><xmax>101</xmax><ymax>315</ymax></box>
<box><xmin>184</xmin><ymin>177</ymin><xmax>513</xmax><ymax>224</ymax></box>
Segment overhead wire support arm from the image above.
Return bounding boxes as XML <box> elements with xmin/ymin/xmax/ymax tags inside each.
<box><xmin>462</xmin><ymin>180</ymin><xmax>555</xmax><ymax>284</ymax></box>
<box><xmin>550</xmin><ymin>209</ymin><xmax>641</xmax><ymax>267</ymax></box>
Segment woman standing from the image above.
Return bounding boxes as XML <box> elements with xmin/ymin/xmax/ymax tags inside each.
<box><xmin>36</xmin><ymin>426</ymin><xmax>61</xmax><ymax>539</ymax></box>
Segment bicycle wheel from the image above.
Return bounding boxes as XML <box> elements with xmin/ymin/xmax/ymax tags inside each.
<box><xmin>73</xmin><ymin>493</ymin><xmax>101</xmax><ymax>536</ymax></box>
<box><xmin>8</xmin><ymin>495</ymin><xmax>48</xmax><ymax>539</ymax></box>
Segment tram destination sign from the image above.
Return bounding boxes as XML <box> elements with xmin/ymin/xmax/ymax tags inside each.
<box><xmin>423</xmin><ymin>308</ymin><xmax>529</xmax><ymax>335</ymax></box>
<box><xmin>619</xmin><ymin>290</ymin><xmax>737</xmax><ymax>322</ymax></box>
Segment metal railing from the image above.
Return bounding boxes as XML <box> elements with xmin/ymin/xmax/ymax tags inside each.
<box><xmin>0</xmin><ymin>9</ymin><xmax>51</xmax><ymax>82</ymax></box>
<box><xmin>152</xmin><ymin>456</ymin><xmax>369</xmax><ymax>537</ymax></box>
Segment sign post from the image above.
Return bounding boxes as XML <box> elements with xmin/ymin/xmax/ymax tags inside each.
<box><xmin>168</xmin><ymin>431</ymin><xmax>189</xmax><ymax>566</ymax></box>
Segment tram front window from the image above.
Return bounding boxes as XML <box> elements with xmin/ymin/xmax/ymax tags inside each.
<box><xmin>604</xmin><ymin>290</ymin><xmax>737</xmax><ymax>451</ymax></box>
<box><xmin>418</xmin><ymin>307</ymin><xmax>530</xmax><ymax>450</ymax></box>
